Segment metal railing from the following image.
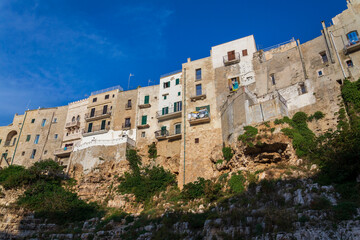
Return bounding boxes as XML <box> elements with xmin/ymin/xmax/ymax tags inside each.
<box><xmin>190</xmin><ymin>90</ymin><xmax>207</xmax><ymax>99</ymax></box>
<box><xmin>346</xmin><ymin>39</ymin><xmax>360</xmax><ymax>47</ymax></box>
<box><xmin>91</xmin><ymin>85</ymin><xmax>123</xmax><ymax>96</ymax></box>
<box><xmin>83</xmin><ymin>125</ymin><xmax>110</xmax><ymax>134</ymax></box>
<box><xmin>85</xmin><ymin>110</ymin><xmax>112</xmax><ymax>119</ymax></box>
<box><xmin>156</xmin><ymin>108</ymin><xmax>182</xmax><ymax>118</ymax></box>
<box><xmin>262</xmin><ymin>38</ymin><xmax>295</xmax><ymax>52</ymax></box>
<box><xmin>188</xmin><ymin>109</ymin><xmax>210</xmax><ymax>124</ymax></box>
<box><xmin>122</xmin><ymin>123</ymin><xmax>131</xmax><ymax>129</ymax></box>
<box><xmin>125</xmin><ymin>103</ymin><xmax>132</xmax><ymax>109</ymax></box>
<box><xmin>66</xmin><ymin>121</ymin><xmax>80</xmax><ymax>128</ymax></box>
<box><xmin>155</xmin><ymin>130</ymin><xmax>169</xmax><ymax>138</ymax></box>
<box><xmin>160</xmin><ymin>70</ymin><xmax>182</xmax><ymax>79</ymax></box>
<box><xmin>223</xmin><ymin>52</ymin><xmax>240</xmax><ymax>65</ymax></box>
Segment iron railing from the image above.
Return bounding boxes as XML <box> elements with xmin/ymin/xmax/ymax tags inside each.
<box><xmin>85</xmin><ymin>110</ymin><xmax>112</xmax><ymax>120</ymax></box>
<box><xmin>122</xmin><ymin>123</ymin><xmax>131</xmax><ymax>129</ymax></box>
<box><xmin>83</xmin><ymin>125</ymin><xmax>110</xmax><ymax>134</ymax></box>
<box><xmin>223</xmin><ymin>52</ymin><xmax>240</xmax><ymax>65</ymax></box>
<box><xmin>155</xmin><ymin>130</ymin><xmax>169</xmax><ymax>138</ymax></box>
<box><xmin>160</xmin><ymin>70</ymin><xmax>182</xmax><ymax>79</ymax></box>
<box><xmin>125</xmin><ymin>103</ymin><xmax>132</xmax><ymax>109</ymax></box>
<box><xmin>66</xmin><ymin>121</ymin><xmax>80</xmax><ymax>128</ymax></box>
<box><xmin>156</xmin><ymin>107</ymin><xmax>182</xmax><ymax>118</ymax></box>
<box><xmin>91</xmin><ymin>85</ymin><xmax>123</xmax><ymax>96</ymax></box>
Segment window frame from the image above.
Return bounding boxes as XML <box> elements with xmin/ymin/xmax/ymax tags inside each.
<box><xmin>195</xmin><ymin>68</ymin><xmax>202</xmax><ymax>81</ymax></box>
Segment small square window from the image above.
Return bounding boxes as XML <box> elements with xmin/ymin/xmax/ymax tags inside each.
<box><xmin>320</xmin><ymin>51</ymin><xmax>328</xmax><ymax>63</ymax></box>
<box><xmin>195</xmin><ymin>138</ymin><xmax>199</xmax><ymax>143</ymax></box>
<box><xmin>54</xmin><ymin>134</ymin><xmax>58</xmax><ymax>140</ymax></box>
<box><xmin>318</xmin><ymin>70</ymin><xmax>323</xmax><ymax>77</ymax></box>
<box><xmin>163</xmin><ymin>95</ymin><xmax>167</xmax><ymax>100</ymax></box>
<box><xmin>26</xmin><ymin>135</ymin><xmax>31</xmax><ymax>142</ymax></box>
<box><xmin>31</xmin><ymin>119</ymin><xmax>35</xmax><ymax>123</ymax></box>
<box><xmin>176</xmin><ymin>78</ymin><xmax>180</xmax><ymax>85</ymax></box>
<box><xmin>178</xmin><ymin>92</ymin><xmax>181</xmax><ymax>96</ymax></box>
<box><xmin>44</xmin><ymin>150</ymin><xmax>47</xmax><ymax>155</ymax></box>
<box><xmin>93</xmin><ymin>98</ymin><xmax>97</xmax><ymax>103</ymax></box>
<box><xmin>53</xmin><ymin>118</ymin><xmax>57</xmax><ymax>123</ymax></box>
<box><xmin>299</xmin><ymin>83</ymin><xmax>307</xmax><ymax>94</ymax></box>
<box><xmin>105</xmin><ymin>94</ymin><xmax>109</xmax><ymax>99</ymax></box>
<box><xmin>242</xmin><ymin>49</ymin><xmax>248</xmax><ymax>56</ymax></box>
<box><xmin>346</xmin><ymin>60</ymin><xmax>354</xmax><ymax>68</ymax></box>
<box><xmin>141</xmin><ymin>132</ymin><xmax>146</xmax><ymax>138</ymax></box>
<box><xmin>163</xmin><ymin>82</ymin><xmax>170</xmax><ymax>88</ymax></box>
<box><xmin>21</xmin><ymin>151</ymin><xmax>25</xmax><ymax>156</ymax></box>
<box><xmin>112</xmin><ymin>94</ymin><xmax>115</xmax><ymax>98</ymax></box>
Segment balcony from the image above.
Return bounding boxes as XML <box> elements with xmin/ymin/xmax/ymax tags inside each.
<box><xmin>156</xmin><ymin>109</ymin><xmax>182</xmax><ymax>121</ymax></box>
<box><xmin>188</xmin><ymin>109</ymin><xmax>211</xmax><ymax>125</ymax></box>
<box><xmin>167</xmin><ymin>131</ymin><xmax>182</xmax><ymax>140</ymax></box>
<box><xmin>155</xmin><ymin>130</ymin><xmax>169</xmax><ymax>140</ymax></box>
<box><xmin>65</xmin><ymin>121</ymin><xmax>80</xmax><ymax>129</ymax></box>
<box><xmin>82</xmin><ymin>125</ymin><xmax>110</xmax><ymax>137</ymax></box>
<box><xmin>138</xmin><ymin>103</ymin><xmax>151</xmax><ymax>109</ymax></box>
<box><xmin>122</xmin><ymin>123</ymin><xmax>131</xmax><ymax>130</ymax></box>
<box><xmin>85</xmin><ymin>110</ymin><xmax>111</xmax><ymax>121</ymax></box>
<box><xmin>344</xmin><ymin>40</ymin><xmax>360</xmax><ymax>54</ymax></box>
<box><xmin>54</xmin><ymin>146</ymin><xmax>73</xmax><ymax>158</ymax></box>
<box><xmin>137</xmin><ymin>123</ymin><xmax>150</xmax><ymax>129</ymax></box>
<box><xmin>190</xmin><ymin>91</ymin><xmax>206</xmax><ymax>102</ymax></box>
<box><xmin>125</xmin><ymin>103</ymin><xmax>132</xmax><ymax>110</ymax></box>
<box><xmin>223</xmin><ymin>52</ymin><xmax>240</xmax><ymax>66</ymax></box>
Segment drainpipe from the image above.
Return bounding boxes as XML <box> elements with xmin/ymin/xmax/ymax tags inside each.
<box><xmin>40</xmin><ymin>111</ymin><xmax>55</xmax><ymax>160</ymax></box>
<box><xmin>321</xmin><ymin>21</ymin><xmax>335</xmax><ymax>64</ymax></box>
<box><xmin>183</xmin><ymin>68</ymin><xmax>187</xmax><ymax>187</ymax></box>
<box><xmin>296</xmin><ymin>39</ymin><xmax>308</xmax><ymax>80</ymax></box>
<box><xmin>329</xmin><ymin>31</ymin><xmax>347</xmax><ymax>79</ymax></box>
<box><xmin>11</xmin><ymin>111</ymin><xmax>27</xmax><ymax>165</ymax></box>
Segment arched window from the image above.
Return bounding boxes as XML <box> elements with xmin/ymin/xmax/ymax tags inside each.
<box><xmin>72</xmin><ymin>116</ymin><xmax>76</xmax><ymax>122</ymax></box>
<box><xmin>76</xmin><ymin>115</ymin><xmax>80</xmax><ymax>121</ymax></box>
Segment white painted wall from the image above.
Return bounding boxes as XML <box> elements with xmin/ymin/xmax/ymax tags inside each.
<box><xmin>211</xmin><ymin>35</ymin><xmax>257</xmax><ymax>86</ymax></box>
<box><xmin>158</xmin><ymin>72</ymin><xmax>182</xmax><ymax>113</ymax></box>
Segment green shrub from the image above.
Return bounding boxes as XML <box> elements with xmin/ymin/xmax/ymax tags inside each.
<box><xmin>216</xmin><ymin>159</ymin><xmax>223</xmax><ymax>164</ymax></box>
<box><xmin>126</xmin><ymin>149</ymin><xmax>142</xmax><ymax>174</ymax></box>
<box><xmin>181</xmin><ymin>177</ymin><xmax>222</xmax><ymax>202</ymax></box>
<box><xmin>228</xmin><ymin>172</ymin><xmax>246</xmax><ymax>194</ymax></box>
<box><xmin>222</xmin><ymin>147</ymin><xmax>233</xmax><ymax>162</ymax></box>
<box><xmin>308</xmin><ymin>111</ymin><xmax>325</xmax><ymax>121</ymax></box>
<box><xmin>238</xmin><ymin>126</ymin><xmax>258</xmax><ymax>144</ymax></box>
<box><xmin>274</xmin><ymin>119</ymin><xmax>283</xmax><ymax>125</ymax></box>
<box><xmin>0</xmin><ymin>165</ymin><xmax>34</xmax><ymax>189</ymax></box>
<box><xmin>148</xmin><ymin>143</ymin><xmax>157</xmax><ymax>159</ymax></box>
<box><xmin>333</xmin><ymin>202</ymin><xmax>357</xmax><ymax>221</ymax></box>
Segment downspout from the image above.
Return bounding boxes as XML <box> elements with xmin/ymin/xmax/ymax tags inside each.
<box><xmin>321</xmin><ymin>21</ymin><xmax>335</xmax><ymax>63</ymax></box>
<box><xmin>40</xmin><ymin>111</ymin><xmax>55</xmax><ymax>160</ymax></box>
<box><xmin>329</xmin><ymin>31</ymin><xmax>347</xmax><ymax>79</ymax></box>
<box><xmin>11</xmin><ymin>111</ymin><xmax>27</xmax><ymax>165</ymax></box>
<box><xmin>296</xmin><ymin>39</ymin><xmax>308</xmax><ymax>80</ymax></box>
<box><xmin>183</xmin><ymin>68</ymin><xmax>187</xmax><ymax>187</ymax></box>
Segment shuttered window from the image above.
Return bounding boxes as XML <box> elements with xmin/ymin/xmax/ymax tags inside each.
<box><xmin>144</xmin><ymin>95</ymin><xmax>150</xmax><ymax>104</ymax></box>
<box><xmin>141</xmin><ymin>115</ymin><xmax>147</xmax><ymax>125</ymax></box>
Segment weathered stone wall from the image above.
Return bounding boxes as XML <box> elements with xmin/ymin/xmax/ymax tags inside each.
<box><xmin>112</xmin><ymin>89</ymin><xmax>138</xmax><ymax>132</ymax></box>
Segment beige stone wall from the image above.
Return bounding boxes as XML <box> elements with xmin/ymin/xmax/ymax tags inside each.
<box><xmin>112</xmin><ymin>89</ymin><xmax>138</xmax><ymax>132</ymax></box>
<box><xmin>135</xmin><ymin>85</ymin><xmax>159</xmax><ymax>155</ymax></box>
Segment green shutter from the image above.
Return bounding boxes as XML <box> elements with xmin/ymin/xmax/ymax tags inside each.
<box><xmin>142</xmin><ymin>115</ymin><xmax>147</xmax><ymax>125</ymax></box>
<box><xmin>178</xmin><ymin>92</ymin><xmax>181</xmax><ymax>96</ymax></box>
<box><xmin>174</xmin><ymin>102</ymin><xmax>177</xmax><ymax>112</ymax></box>
<box><xmin>144</xmin><ymin>95</ymin><xmax>149</xmax><ymax>104</ymax></box>
<box><xmin>101</xmin><ymin>120</ymin><xmax>106</xmax><ymax>130</ymax></box>
<box><xmin>162</xmin><ymin>108</ymin><xmax>165</xmax><ymax>115</ymax></box>
<box><xmin>176</xmin><ymin>79</ymin><xmax>180</xmax><ymax>85</ymax></box>
<box><xmin>168</xmin><ymin>81</ymin><xmax>170</xmax><ymax>87</ymax></box>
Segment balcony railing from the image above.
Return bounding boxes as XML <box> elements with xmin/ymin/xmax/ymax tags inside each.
<box><xmin>65</xmin><ymin>121</ymin><xmax>80</xmax><ymax>129</ymax></box>
<box><xmin>188</xmin><ymin>109</ymin><xmax>211</xmax><ymax>125</ymax></box>
<box><xmin>54</xmin><ymin>146</ymin><xmax>73</xmax><ymax>157</ymax></box>
<box><xmin>223</xmin><ymin>52</ymin><xmax>240</xmax><ymax>66</ymax></box>
<box><xmin>167</xmin><ymin>130</ymin><xmax>182</xmax><ymax>140</ymax></box>
<box><xmin>82</xmin><ymin>125</ymin><xmax>110</xmax><ymax>136</ymax></box>
<box><xmin>344</xmin><ymin>40</ymin><xmax>360</xmax><ymax>54</ymax></box>
<box><xmin>155</xmin><ymin>130</ymin><xmax>169</xmax><ymax>140</ymax></box>
<box><xmin>85</xmin><ymin>110</ymin><xmax>112</xmax><ymax>121</ymax></box>
<box><xmin>122</xmin><ymin>123</ymin><xmax>131</xmax><ymax>130</ymax></box>
<box><xmin>156</xmin><ymin>108</ymin><xmax>182</xmax><ymax>121</ymax></box>
<box><xmin>190</xmin><ymin>90</ymin><xmax>207</xmax><ymax>102</ymax></box>
<box><xmin>125</xmin><ymin>103</ymin><xmax>132</xmax><ymax>110</ymax></box>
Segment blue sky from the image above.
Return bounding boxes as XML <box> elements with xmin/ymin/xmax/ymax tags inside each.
<box><xmin>0</xmin><ymin>0</ymin><xmax>346</xmax><ymax>125</ymax></box>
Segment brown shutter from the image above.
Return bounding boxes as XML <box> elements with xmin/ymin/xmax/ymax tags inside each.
<box><xmin>242</xmin><ymin>49</ymin><xmax>248</xmax><ymax>56</ymax></box>
<box><xmin>227</xmin><ymin>50</ymin><xmax>235</xmax><ymax>61</ymax></box>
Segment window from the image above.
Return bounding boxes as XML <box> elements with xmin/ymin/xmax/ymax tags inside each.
<box><xmin>175</xmin><ymin>124</ymin><xmax>181</xmax><ymax>134</ymax></box>
<box><xmin>270</xmin><ymin>74</ymin><xmax>276</xmax><ymax>85</ymax></box>
<box><xmin>144</xmin><ymin>95</ymin><xmax>150</xmax><ymax>104</ymax></box>
<box><xmin>21</xmin><ymin>151</ymin><xmax>25</xmax><ymax>156</ymax></box>
<box><xmin>162</xmin><ymin>107</ymin><xmax>169</xmax><ymax>115</ymax></box>
<box><xmin>105</xmin><ymin>94</ymin><xmax>109</xmax><ymax>100</ymax></box>
<box><xmin>174</xmin><ymin>101</ymin><xmax>182</xmax><ymax>112</ymax></box>
<box><xmin>108</xmin><ymin>121</ymin><xmax>111</xmax><ymax>125</ymax></box>
<box><xmin>195</xmin><ymin>138</ymin><xmax>199</xmax><ymax>143</ymax></box>
<box><xmin>318</xmin><ymin>70</ymin><xmax>323</xmax><ymax>77</ymax></box>
<box><xmin>53</xmin><ymin>118</ymin><xmax>57</xmax><ymax>123</ymax></box>
<box><xmin>163</xmin><ymin>95</ymin><xmax>167</xmax><ymax>100</ymax></box>
<box><xmin>127</xmin><ymin>99</ymin><xmax>132</xmax><ymax>108</ymax></box>
<box><xmin>163</xmin><ymin>81</ymin><xmax>170</xmax><ymax>88</ymax></box>
<box><xmin>242</xmin><ymin>49</ymin><xmax>248</xmax><ymax>56</ymax></box>
<box><xmin>26</xmin><ymin>135</ymin><xmax>31</xmax><ymax>142</ymax></box>
<box><xmin>34</xmin><ymin>135</ymin><xmax>40</xmax><ymax>144</ymax></box>
<box><xmin>103</xmin><ymin>105</ymin><xmax>108</xmax><ymax>114</ymax></box>
<box><xmin>54</xmin><ymin>134</ymin><xmax>58</xmax><ymax>140</ymax></box>
<box><xmin>141</xmin><ymin>115</ymin><xmax>147</xmax><ymax>125</ymax></box>
<box><xmin>0</xmin><ymin>139</ymin><xmax>2</xmax><ymax>144</ymax></box>
<box><xmin>44</xmin><ymin>150</ymin><xmax>47</xmax><ymax>155</ymax></box>
<box><xmin>320</xmin><ymin>51</ymin><xmax>328</xmax><ymax>63</ymax></box>
<box><xmin>196</xmin><ymin>105</ymin><xmax>210</xmax><ymax>113</ymax></box>
<box><xmin>88</xmin><ymin>123</ymin><xmax>93</xmax><ymax>133</ymax></box>
<box><xmin>90</xmin><ymin>108</ymin><xmax>95</xmax><ymax>117</ymax></box>
<box><xmin>101</xmin><ymin>120</ymin><xmax>106</xmax><ymax>130</ymax></box>
<box><xmin>347</xmin><ymin>31</ymin><xmax>359</xmax><ymax>44</ymax></box>
<box><xmin>176</xmin><ymin>78</ymin><xmax>180</xmax><ymax>85</ymax></box>
<box><xmin>30</xmin><ymin>149</ymin><xmax>36</xmax><ymax>159</ymax></box>
<box><xmin>93</xmin><ymin>97</ymin><xmax>97</xmax><ymax>103</ymax></box>
<box><xmin>125</xmin><ymin>118</ymin><xmax>131</xmax><ymax>127</ymax></box>
<box><xmin>77</xmin><ymin>115</ymin><xmax>80</xmax><ymax>121</ymax></box>
<box><xmin>12</xmin><ymin>138</ymin><xmax>16</xmax><ymax>146</ymax></box>
<box><xmin>227</xmin><ymin>50</ymin><xmax>235</xmax><ymax>61</ymax></box>
<box><xmin>72</xmin><ymin>116</ymin><xmax>76</xmax><ymax>122</ymax></box>
<box><xmin>31</xmin><ymin>119</ymin><xmax>35</xmax><ymax>123</ymax></box>
<box><xmin>161</xmin><ymin>126</ymin><xmax>167</xmax><ymax>135</ymax></box>
<box><xmin>229</xmin><ymin>77</ymin><xmax>240</xmax><ymax>91</ymax></box>
<box><xmin>196</xmin><ymin>84</ymin><xmax>202</xmax><ymax>96</ymax></box>
<box><xmin>346</xmin><ymin>59</ymin><xmax>354</xmax><ymax>67</ymax></box>
<box><xmin>178</xmin><ymin>92</ymin><xmax>181</xmax><ymax>96</ymax></box>
<box><xmin>41</xmin><ymin>119</ymin><xmax>46</xmax><ymax>127</ymax></box>
<box><xmin>195</xmin><ymin>68</ymin><xmax>202</xmax><ymax>80</ymax></box>
<box><xmin>141</xmin><ymin>132</ymin><xmax>146</xmax><ymax>138</ymax></box>
<box><xmin>299</xmin><ymin>83</ymin><xmax>307</xmax><ymax>94</ymax></box>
